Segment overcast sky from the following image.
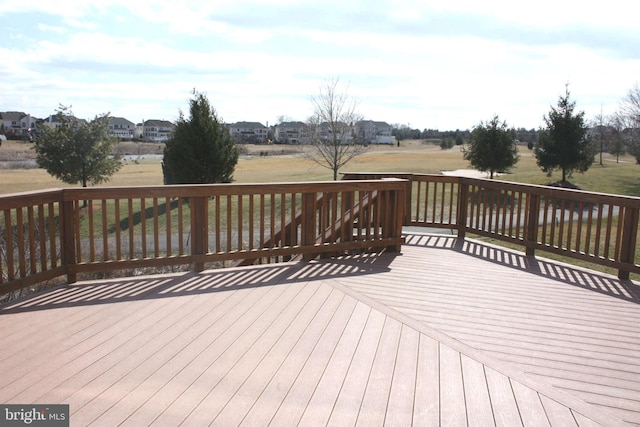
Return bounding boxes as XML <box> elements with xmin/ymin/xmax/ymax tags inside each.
<box><xmin>1</xmin><ymin>0</ymin><xmax>639</xmax><ymax>130</ymax></box>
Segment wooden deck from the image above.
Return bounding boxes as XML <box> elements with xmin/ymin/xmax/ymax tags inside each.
<box><xmin>0</xmin><ymin>232</ymin><xmax>638</xmax><ymax>426</ymax></box>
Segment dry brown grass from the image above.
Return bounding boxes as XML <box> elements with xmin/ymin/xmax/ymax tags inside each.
<box><xmin>5</xmin><ymin>137</ymin><xmax>635</xmax><ymax>194</ymax></box>
<box><xmin>0</xmin><ymin>139</ymin><xmax>465</xmax><ymax>194</ymax></box>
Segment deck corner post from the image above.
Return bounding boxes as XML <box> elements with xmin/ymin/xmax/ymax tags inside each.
<box><xmin>388</xmin><ymin>184</ymin><xmax>405</xmax><ymax>252</ymax></box>
<box><xmin>456</xmin><ymin>180</ymin><xmax>469</xmax><ymax>240</ymax></box>
<box><xmin>301</xmin><ymin>192</ymin><xmax>317</xmax><ymax>260</ymax></box>
<box><xmin>404</xmin><ymin>177</ymin><xmax>412</xmax><ymax>226</ymax></box>
<box><xmin>618</xmin><ymin>206</ymin><xmax>638</xmax><ymax>280</ymax></box>
<box><xmin>61</xmin><ymin>197</ymin><xmax>77</xmax><ymax>284</ymax></box>
<box><xmin>190</xmin><ymin>196</ymin><xmax>207</xmax><ymax>272</ymax></box>
<box><xmin>525</xmin><ymin>193</ymin><xmax>541</xmax><ymax>257</ymax></box>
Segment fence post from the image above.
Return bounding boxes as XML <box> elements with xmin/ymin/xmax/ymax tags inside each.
<box><xmin>456</xmin><ymin>180</ymin><xmax>468</xmax><ymax>240</ymax></box>
<box><xmin>190</xmin><ymin>196</ymin><xmax>207</xmax><ymax>272</ymax></box>
<box><xmin>61</xmin><ymin>198</ymin><xmax>77</xmax><ymax>284</ymax></box>
<box><xmin>525</xmin><ymin>194</ymin><xmax>541</xmax><ymax>257</ymax></box>
<box><xmin>618</xmin><ymin>206</ymin><xmax>638</xmax><ymax>280</ymax></box>
<box><xmin>387</xmin><ymin>184</ymin><xmax>405</xmax><ymax>252</ymax></box>
<box><xmin>301</xmin><ymin>192</ymin><xmax>317</xmax><ymax>260</ymax></box>
<box><xmin>404</xmin><ymin>177</ymin><xmax>412</xmax><ymax>226</ymax></box>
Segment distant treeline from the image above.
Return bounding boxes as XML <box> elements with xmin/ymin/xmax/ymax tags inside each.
<box><xmin>391</xmin><ymin>125</ymin><xmax>538</xmax><ymax>144</ymax></box>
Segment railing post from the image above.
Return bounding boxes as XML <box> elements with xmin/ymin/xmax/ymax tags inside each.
<box><xmin>618</xmin><ymin>206</ymin><xmax>638</xmax><ymax>280</ymax></box>
<box><xmin>456</xmin><ymin>180</ymin><xmax>468</xmax><ymax>240</ymax></box>
<box><xmin>386</xmin><ymin>184</ymin><xmax>405</xmax><ymax>252</ymax></box>
<box><xmin>404</xmin><ymin>177</ymin><xmax>412</xmax><ymax>226</ymax></box>
<box><xmin>190</xmin><ymin>196</ymin><xmax>207</xmax><ymax>272</ymax></box>
<box><xmin>301</xmin><ymin>192</ymin><xmax>317</xmax><ymax>260</ymax></box>
<box><xmin>525</xmin><ymin>194</ymin><xmax>541</xmax><ymax>257</ymax></box>
<box><xmin>61</xmin><ymin>198</ymin><xmax>77</xmax><ymax>284</ymax></box>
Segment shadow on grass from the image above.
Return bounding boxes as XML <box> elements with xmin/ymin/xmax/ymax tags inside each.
<box><xmin>109</xmin><ymin>198</ymin><xmax>182</xmax><ymax>233</ymax></box>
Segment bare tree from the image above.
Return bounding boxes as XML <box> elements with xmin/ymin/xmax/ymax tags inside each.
<box><xmin>616</xmin><ymin>84</ymin><xmax>640</xmax><ymax>163</ymax></box>
<box><xmin>306</xmin><ymin>78</ymin><xmax>368</xmax><ymax>180</ymax></box>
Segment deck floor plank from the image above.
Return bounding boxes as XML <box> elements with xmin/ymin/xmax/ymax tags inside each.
<box><xmin>461</xmin><ymin>353</ymin><xmax>495</xmax><ymax>427</ymax></box>
<box><xmin>335</xmin><ymin>234</ymin><xmax>640</xmax><ymax>426</ymax></box>
<box><xmin>238</xmin><ymin>288</ymin><xmax>346</xmax><ymax>426</ymax></box>
<box><xmin>211</xmin><ymin>283</ymin><xmax>334</xmax><ymax>427</ymax></box>
<box><xmin>267</xmin><ymin>294</ymin><xmax>360</xmax><ymax>426</ymax></box>
<box><xmin>354</xmin><ymin>317</ymin><xmax>402</xmax><ymax>427</ymax></box>
<box><xmin>0</xmin><ymin>233</ymin><xmax>637</xmax><ymax>427</ymax></box>
<box><xmin>183</xmin><ymin>281</ymin><xmax>325</xmax><ymax>426</ymax></box>
<box><xmin>413</xmin><ymin>335</ymin><xmax>440</xmax><ymax>426</ymax></box>
<box><xmin>326</xmin><ymin>308</ymin><xmax>386</xmax><ymax>427</ymax></box>
<box><xmin>297</xmin><ymin>302</ymin><xmax>373</xmax><ymax>426</ymax></box>
<box><xmin>81</xmin><ymin>279</ymin><xmax>286</xmax><ymax>426</ymax></box>
<box><xmin>384</xmin><ymin>325</ymin><xmax>419</xmax><ymax>426</ymax></box>
<box><xmin>142</xmin><ymin>277</ymin><xmax>304</xmax><ymax>427</ymax></box>
<box><xmin>68</xmin><ymin>287</ymin><xmax>243</xmax><ymax>426</ymax></box>
<box><xmin>439</xmin><ymin>343</ymin><xmax>468</xmax><ymax>426</ymax></box>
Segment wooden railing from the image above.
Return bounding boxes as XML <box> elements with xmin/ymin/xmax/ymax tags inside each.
<box><xmin>0</xmin><ymin>180</ymin><xmax>406</xmax><ymax>297</ymax></box>
<box><xmin>343</xmin><ymin>172</ymin><xmax>640</xmax><ymax>280</ymax></box>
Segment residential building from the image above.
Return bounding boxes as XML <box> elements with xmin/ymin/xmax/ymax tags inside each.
<box><xmin>0</xmin><ymin>111</ymin><xmax>37</xmax><ymax>139</ymax></box>
<box><xmin>313</xmin><ymin>121</ymin><xmax>357</xmax><ymax>144</ymax></box>
<box><xmin>140</xmin><ymin>119</ymin><xmax>175</xmax><ymax>142</ymax></box>
<box><xmin>39</xmin><ymin>113</ymin><xmax>87</xmax><ymax>130</ymax></box>
<box><xmin>228</xmin><ymin>121</ymin><xmax>269</xmax><ymax>143</ymax></box>
<box><xmin>274</xmin><ymin>121</ymin><xmax>310</xmax><ymax>144</ymax></box>
<box><xmin>108</xmin><ymin>117</ymin><xmax>136</xmax><ymax>140</ymax></box>
<box><xmin>355</xmin><ymin>120</ymin><xmax>395</xmax><ymax>145</ymax></box>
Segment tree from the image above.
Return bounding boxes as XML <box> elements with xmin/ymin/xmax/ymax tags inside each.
<box><xmin>306</xmin><ymin>78</ymin><xmax>368</xmax><ymax>180</ymax></box>
<box><xmin>463</xmin><ymin>115</ymin><xmax>518</xmax><ymax>179</ymax></box>
<box><xmin>440</xmin><ymin>137</ymin><xmax>454</xmax><ymax>150</ymax></box>
<box><xmin>34</xmin><ymin>106</ymin><xmax>122</xmax><ymax>187</ymax></box>
<box><xmin>534</xmin><ymin>86</ymin><xmax>595</xmax><ymax>182</ymax></box>
<box><xmin>615</xmin><ymin>84</ymin><xmax>640</xmax><ymax>164</ymax></box>
<box><xmin>607</xmin><ymin>116</ymin><xmax>627</xmax><ymax>163</ymax></box>
<box><xmin>162</xmin><ymin>91</ymin><xmax>238</xmax><ymax>184</ymax></box>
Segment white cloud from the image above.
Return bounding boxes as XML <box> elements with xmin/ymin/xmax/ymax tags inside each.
<box><xmin>1</xmin><ymin>0</ymin><xmax>639</xmax><ymax>130</ymax></box>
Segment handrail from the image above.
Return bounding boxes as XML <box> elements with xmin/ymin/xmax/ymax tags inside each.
<box><xmin>0</xmin><ymin>180</ymin><xmax>406</xmax><ymax>297</ymax></box>
<box><xmin>343</xmin><ymin>172</ymin><xmax>640</xmax><ymax>280</ymax></box>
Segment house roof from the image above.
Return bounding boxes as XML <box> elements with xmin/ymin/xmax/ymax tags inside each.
<box><xmin>144</xmin><ymin>119</ymin><xmax>175</xmax><ymax>128</ymax></box>
<box><xmin>356</xmin><ymin>120</ymin><xmax>391</xmax><ymax>127</ymax></box>
<box><xmin>230</xmin><ymin>121</ymin><xmax>267</xmax><ymax>129</ymax></box>
<box><xmin>0</xmin><ymin>111</ymin><xmax>27</xmax><ymax>122</ymax></box>
<box><xmin>109</xmin><ymin>117</ymin><xmax>135</xmax><ymax>127</ymax></box>
<box><xmin>276</xmin><ymin>121</ymin><xmax>307</xmax><ymax>128</ymax></box>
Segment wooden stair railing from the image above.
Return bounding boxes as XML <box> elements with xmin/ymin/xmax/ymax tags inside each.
<box><xmin>233</xmin><ymin>190</ymin><xmax>380</xmax><ymax>266</ymax></box>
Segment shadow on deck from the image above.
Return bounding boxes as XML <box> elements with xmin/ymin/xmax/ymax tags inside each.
<box><xmin>1</xmin><ymin>233</ymin><xmax>638</xmax><ymax>426</ymax></box>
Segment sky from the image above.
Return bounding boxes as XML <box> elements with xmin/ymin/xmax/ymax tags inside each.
<box><xmin>1</xmin><ymin>0</ymin><xmax>639</xmax><ymax>131</ymax></box>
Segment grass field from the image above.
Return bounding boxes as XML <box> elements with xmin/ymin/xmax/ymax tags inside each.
<box><xmin>1</xmin><ymin>139</ymin><xmax>640</xmax><ymax>196</ymax></box>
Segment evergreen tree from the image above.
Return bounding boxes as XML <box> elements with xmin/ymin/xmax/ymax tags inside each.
<box><xmin>34</xmin><ymin>106</ymin><xmax>122</xmax><ymax>187</ymax></box>
<box><xmin>463</xmin><ymin>115</ymin><xmax>518</xmax><ymax>179</ymax></box>
<box><xmin>162</xmin><ymin>91</ymin><xmax>238</xmax><ymax>184</ymax></box>
<box><xmin>534</xmin><ymin>87</ymin><xmax>595</xmax><ymax>182</ymax></box>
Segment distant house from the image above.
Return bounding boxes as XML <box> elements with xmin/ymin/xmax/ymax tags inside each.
<box><xmin>0</xmin><ymin>111</ymin><xmax>37</xmax><ymax>139</ymax></box>
<box><xmin>274</xmin><ymin>121</ymin><xmax>310</xmax><ymax>144</ymax></box>
<box><xmin>139</xmin><ymin>119</ymin><xmax>175</xmax><ymax>142</ymax></box>
<box><xmin>355</xmin><ymin>120</ymin><xmax>395</xmax><ymax>145</ymax></box>
<box><xmin>39</xmin><ymin>113</ymin><xmax>88</xmax><ymax>130</ymax></box>
<box><xmin>313</xmin><ymin>121</ymin><xmax>357</xmax><ymax>144</ymax></box>
<box><xmin>108</xmin><ymin>117</ymin><xmax>136</xmax><ymax>140</ymax></box>
<box><xmin>228</xmin><ymin>121</ymin><xmax>269</xmax><ymax>143</ymax></box>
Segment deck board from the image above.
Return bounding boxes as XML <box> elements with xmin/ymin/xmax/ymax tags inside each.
<box><xmin>335</xmin><ymin>233</ymin><xmax>640</xmax><ymax>426</ymax></box>
<box><xmin>0</xmin><ymin>233</ymin><xmax>637</xmax><ymax>426</ymax></box>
